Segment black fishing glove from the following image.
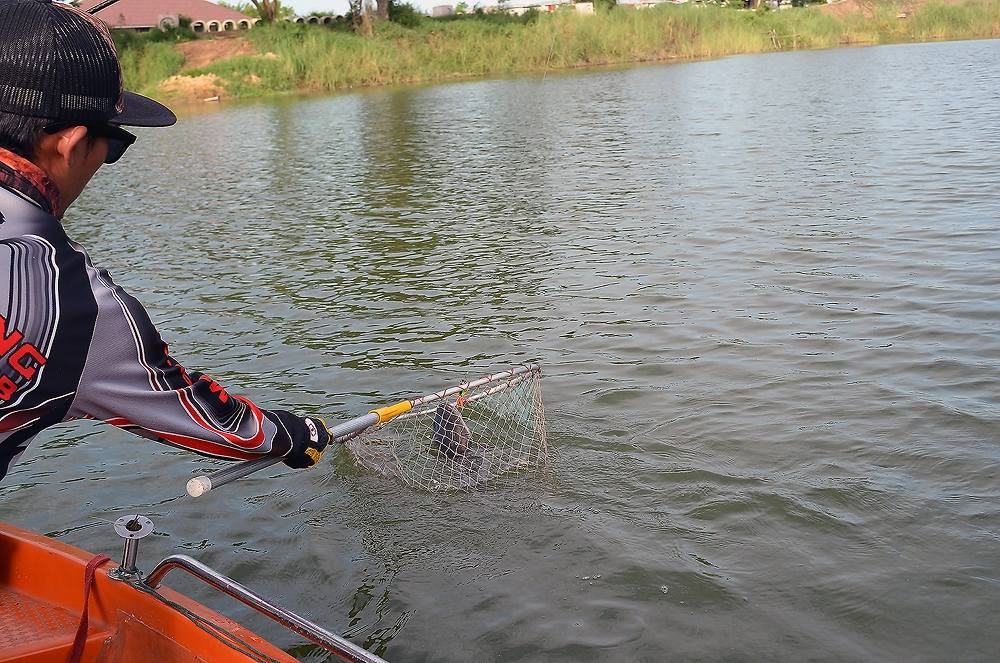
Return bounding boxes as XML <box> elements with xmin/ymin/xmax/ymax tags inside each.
<box><xmin>267</xmin><ymin>410</ymin><xmax>331</xmax><ymax>468</ymax></box>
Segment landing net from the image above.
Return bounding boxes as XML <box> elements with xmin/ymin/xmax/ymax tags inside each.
<box><xmin>344</xmin><ymin>366</ymin><xmax>547</xmax><ymax>491</ymax></box>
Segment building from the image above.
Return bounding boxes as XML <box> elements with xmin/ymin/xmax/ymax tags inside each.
<box><xmin>78</xmin><ymin>0</ymin><xmax>256</xmax><ymax>33</ymax></box>
<box><xmin>431</xmin><ymin>4</ymin><xmax>454</xmax><ymax>16</ymax></box>
<box><xmin>504</xmin><ymin>0</ymin><xmax>564</xmax><ymax>15</ymax></box>
<box><xmin>620</xmin><ymin>0</ymin><xmax>674</xmax><ymax>8</ymax></box>
<box><xmin>504</xmin><ymin>1</ymin><xmax>596</xmax><ymax>15</ymax></box>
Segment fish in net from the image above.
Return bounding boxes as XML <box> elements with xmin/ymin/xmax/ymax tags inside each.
<box><xmin>344</xmin><ymin>366</ymin><xmax>547</xmax><ymax>491</ymax></box>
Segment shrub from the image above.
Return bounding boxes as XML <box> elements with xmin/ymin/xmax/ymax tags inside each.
<box><xmin>390</xmin><ymin>1</ymin><xmax>425</xmax><ymax>27</ymax></box>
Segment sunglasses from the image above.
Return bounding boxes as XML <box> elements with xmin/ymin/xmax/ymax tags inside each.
<box><xmin>43</xmin><ymin>122</ymin><xmax>137</xmax><ymax>164</ymax></box>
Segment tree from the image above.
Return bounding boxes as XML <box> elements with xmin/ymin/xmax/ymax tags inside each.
<box><xmin>377</xmin><ymin>0</ymin><xmax>389</xmax><ymax>19</ymax></box>
<box><xmin>347</xmin><ymin>0</ymin><xmax>374</xmax><ymax>33</ymax></box>
<box><xmin>249</xmin><ymin>0</ymin><xmax>281</xmax><ymax>22</ymax></box>
<box><xmin>348</xmin><ymin>0</ymin><xmax>362</xmax><ymax>28</ymax></box>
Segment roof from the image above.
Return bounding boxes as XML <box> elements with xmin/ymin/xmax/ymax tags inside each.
<box><xmin>78</xmin><ymin>0</ymin><xmax>250</xmax><ymax>29</ymax></box>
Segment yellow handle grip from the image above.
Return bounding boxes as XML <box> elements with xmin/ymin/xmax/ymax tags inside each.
<box><xmin>370</xmin><ymin>400</ymin><xmax>412</xmax><ymax>424</ymax></box>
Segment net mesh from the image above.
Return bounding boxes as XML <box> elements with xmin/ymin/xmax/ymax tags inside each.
<box><xmin>344</xmin><ymin>369</ymin><xmax>547</xmax><ymax>491</ymax></box>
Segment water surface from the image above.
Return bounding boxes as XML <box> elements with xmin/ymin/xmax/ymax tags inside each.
<box><xmin>3</xmin><ymin>38</ymin><xmax>999</xmax><ymax>662</ymax></box>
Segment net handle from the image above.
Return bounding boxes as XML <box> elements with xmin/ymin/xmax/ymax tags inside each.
<box><xmin>185</xmin><ymin>364</ymin><xmax>539</xmax><ymax>497</ymax></box>
<box><xmin>87</xmin><ymin>0</ymin><xmax>127</xmax><ymax>14</ymax></box>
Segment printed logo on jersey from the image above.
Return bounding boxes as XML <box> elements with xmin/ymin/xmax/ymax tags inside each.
<box><xmin>0</xmin><ymin>314</ymin><xmax>48</xmax><ymax>402</ymax></box>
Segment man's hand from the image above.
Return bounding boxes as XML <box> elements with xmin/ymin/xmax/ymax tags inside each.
<box><xmin>283</xmin><ymin>416</ymin><xmax>331</xmax><ymax>469</ymax></box>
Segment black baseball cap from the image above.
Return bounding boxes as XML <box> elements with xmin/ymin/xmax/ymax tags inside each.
<box><xmin>0</xmin><ymin>0</ymin><xmax>176</xmax><ymax>128</ymax></box>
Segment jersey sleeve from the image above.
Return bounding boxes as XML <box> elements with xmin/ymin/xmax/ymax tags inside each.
<box><xmin>64</xmin><ymin>246</ymin><xmax>298</xmax><ymax>461</ymax></box>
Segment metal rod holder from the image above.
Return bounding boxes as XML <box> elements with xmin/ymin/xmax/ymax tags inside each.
<box><xmin>108</xmin><ymin>514</ymin><xmax>154</xmax><ymax>580</ymax></box>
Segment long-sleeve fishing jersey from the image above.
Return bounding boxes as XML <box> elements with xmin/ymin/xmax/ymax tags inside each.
<box><xmin>0</xmin><ymin>148</ymin><xmax>311</xmax><ymax>480</ymax></box>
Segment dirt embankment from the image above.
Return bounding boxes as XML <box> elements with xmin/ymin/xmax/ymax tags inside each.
<box><xmin>158</xmin><ymin>35</ymin><xmax>258</xmax><ymax>103</ymax></box>
<box><xmin>817</xmin><ymin>0</ymin><xmax>964</xmax><ymax>18</ymax></box>
<box><xmin>158</xmin><ymin>74</ymin><xmax>227</xmax><ymax>102</ymax></box>
<box><xmin>818</xmin><ymin>0</ymin><xmax>880</xmax><ymax>18</ymax></box>
<box><xmin>176</xmin><ymin>34</ymin><xmax>257</xmax><ymax>72</ymax></box>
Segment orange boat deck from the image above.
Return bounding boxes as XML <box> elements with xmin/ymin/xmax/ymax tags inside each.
<box><xmin>0</xmin><ymin>522</ymin><xmax>298</xmax><ymax>663</ymax></box>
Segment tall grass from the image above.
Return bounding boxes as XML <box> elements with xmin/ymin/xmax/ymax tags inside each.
<box><xmin>118</xmin><ymin>40</ymin><xmax>186</xmax><ymax>96</ymax></box>
<box><xmin>114</xmin><ymin>26</ymin><xmax>196</xmax><ymax>96</ymax></box>
<box><xmin>909</xmin><ymin>0</ymin><xmax>1000</xmax><ymax>39</ymax></box>
<box><xmin>123</xmin><ymin>0</ymin><xmax>1000</xmax><ymax>100</ymax></box>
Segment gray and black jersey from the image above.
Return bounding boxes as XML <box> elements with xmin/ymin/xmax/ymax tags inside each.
<box><xmin>0</xmin><ymin>185</ymin><xmax>313</xmax><ymax>480</ymax></box>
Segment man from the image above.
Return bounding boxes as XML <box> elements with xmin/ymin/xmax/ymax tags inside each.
<box><xmin>0</xmin><ymin>0</ymin><xmax>329</xmax><ymax>480</ymax></box>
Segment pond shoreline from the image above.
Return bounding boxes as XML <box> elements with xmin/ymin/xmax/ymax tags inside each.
<box><xmin>162</xmin><ymin>35</ymin><xmax>999</xmax><ymax>118</ymax></box>
<box><xmin>118</xmin><ymin>2</ymin><xmax>1000</xmax><ymax>106</ymax></box>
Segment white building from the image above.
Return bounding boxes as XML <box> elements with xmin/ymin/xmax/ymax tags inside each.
<box><xmin>503</xmin><ymin>0</ymin><xmax>594</xmax><ymax>16</ymax></box>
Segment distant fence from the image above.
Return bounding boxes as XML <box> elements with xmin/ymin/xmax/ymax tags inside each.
<box><xmin>191</xmin><ymin>18</ymin><xmax>259</xmax><ymax>32</ymax></box>
<box><xmin>286</xmin><ymin>15</ymin><xmax>343</xmax><ymax>25</ymax></box>
<box><xmin>189</xmin><ymin>15</ymin><xmax>346</xmax><ymax>33</ymax></box>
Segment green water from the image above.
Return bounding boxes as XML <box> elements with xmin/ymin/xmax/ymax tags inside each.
<box><xmin>2</xmin><ymin>39</ymin><xmax>999</xmax><ymax>662</ymax></box>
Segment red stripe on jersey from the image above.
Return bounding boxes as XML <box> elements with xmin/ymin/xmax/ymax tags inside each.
<box><xmin>106</xmin><ymin>415</ymin><xmax>269</xmax><ymax>461</ymax></box>
<box><xmin>175</xmin><ymin>391</ymin><xmax>267</xmax><ymax>450</ymax></box>
<box><xmin>155</xmin><ymin>431</ymin><xmax>266</xmax><ymax>460</ymax></box>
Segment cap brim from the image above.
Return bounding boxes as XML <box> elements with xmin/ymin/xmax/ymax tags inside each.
<box><xmin>110</xmin><ymin>90</ymin><xmax>176</xmax><ymax>128</ymax></box>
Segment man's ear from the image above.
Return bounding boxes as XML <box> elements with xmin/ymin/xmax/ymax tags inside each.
<box><xmin>55</xmin><ymin>126</ymin><xmax>90</xmax><ymax>166</ymax></box>
<box><xmin>36</xmin><ymin>125</ymin><xmax>90</xmax><ymax>171</ymax></box>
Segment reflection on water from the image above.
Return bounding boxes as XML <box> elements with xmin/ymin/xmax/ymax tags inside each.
<box><xmin>3</xmin><ymin>38</ymin><xmax>1000</xmax><ymax>662</ymax></box>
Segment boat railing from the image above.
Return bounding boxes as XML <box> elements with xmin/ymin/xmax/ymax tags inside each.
<box><xmin>145</xmin><ymin>554</ymin><xmax>389</xmax><ymax>663</ymax></box>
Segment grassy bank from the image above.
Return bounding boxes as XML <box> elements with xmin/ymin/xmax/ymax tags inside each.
<box><xmin>119</xmin><ymin>1</ymin><xmax>1000</xmax><ymax>101</ymax></box>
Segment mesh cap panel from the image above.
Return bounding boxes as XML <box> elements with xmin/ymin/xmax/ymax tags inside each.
<box><xmin>0</xmin><ymin>0</ymin><xmax>123</xmax><ymax>124</ymax></box>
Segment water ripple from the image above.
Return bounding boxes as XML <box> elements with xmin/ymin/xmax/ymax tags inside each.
<box><xmin>2</xmin><ymin>38</ymin><xmax>998</xmax><ymax>663</ymax></box>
